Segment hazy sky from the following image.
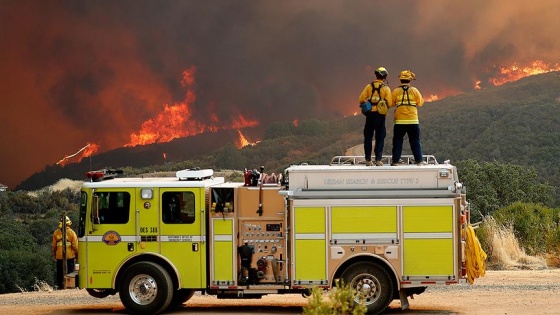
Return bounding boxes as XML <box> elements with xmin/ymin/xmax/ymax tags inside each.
<box><xmin>1</xmin><ymin>0</ymin><xmax>559</xmax><ymax>188</ymax></box>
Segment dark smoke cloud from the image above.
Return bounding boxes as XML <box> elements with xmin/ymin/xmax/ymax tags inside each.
<box><xmin>0</xmin><ymin>0</ymin><xmax>558</xmax><ymax>188</ymax></box>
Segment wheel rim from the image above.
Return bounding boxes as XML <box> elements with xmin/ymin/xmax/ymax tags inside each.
<box><xmin>350</xmin><ymin>272</ymin><xmax>382</xmax><ymax>305</ymax></box>
<box><xmin>128</xmin><ymin>273</ymin><xmax>158</xmax><ymax>305</ymax></box>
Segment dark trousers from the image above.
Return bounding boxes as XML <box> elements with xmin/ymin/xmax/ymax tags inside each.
<box><xmin>392</xmin><ymin>124</ymin><xmax>423</xmax><ymax>163</ymax></box>
<box><xmin>56</xmin><ymin>258</ymin><xmax>75</xmax><ymax>289</ymax></box>
<box><xmin>363</xmin><ymin>111</ymin><xmax>386</xmax><ymax>161</ymax></box>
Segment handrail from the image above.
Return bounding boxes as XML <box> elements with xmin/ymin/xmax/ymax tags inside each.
<box><xmin>330</xmin><ymin>155</ymin><xmax>439</xmax><ymax>166</ymax></box>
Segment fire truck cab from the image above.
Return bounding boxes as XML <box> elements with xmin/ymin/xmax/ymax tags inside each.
<box><xmin>77</xmin><ymin>156</ymin><xmax>470</xmax><ymax>315</ymax></box>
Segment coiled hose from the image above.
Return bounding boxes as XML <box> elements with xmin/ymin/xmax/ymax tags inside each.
<box><xmin>464</xmin><ymin>224</ymin><xmax>487</xmax><ymax>284</ymax></box>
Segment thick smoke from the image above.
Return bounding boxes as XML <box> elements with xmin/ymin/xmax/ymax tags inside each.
<box><xmin>0</xmin><ymin>0</ymin><xmax>558</xmax><ymax>188</ymax></box>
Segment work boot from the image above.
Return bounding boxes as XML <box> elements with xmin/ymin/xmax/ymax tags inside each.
<box><xmin>365</xmin><ymin>160</ymin><xmax>374</xmax><ymax>166</ymax></box>
<box><xmin>391</xmin><ymin>159</ymin><xmax>404</xmax><ymax>166</ymax></box>
<box><xmin>375</xmin><ymin>160</ymin><xmax>383</xmax><ymax>166</ymax></box>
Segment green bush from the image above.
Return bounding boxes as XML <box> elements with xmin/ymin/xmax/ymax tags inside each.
<box><xmin>492</xmin><ymin>202</ymin><xmax>560</xmax><ymax>255</ymax></box>
<box><xmin>303</xmin><ymin>281</ymin><xmax>366</xmax><ymax>315</ymax></box>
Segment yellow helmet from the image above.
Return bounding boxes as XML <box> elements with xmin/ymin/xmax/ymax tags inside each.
<box><xmin>398</xmin><ymin>70</ymin><xmax>415</xmax><ymax>81</ymax></box>
<box><xmin>58</xmin><ymin>216</ymin><xmax>72</xmax><ymax>228</ymax></box>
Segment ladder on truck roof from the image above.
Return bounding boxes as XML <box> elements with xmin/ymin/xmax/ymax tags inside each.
<box><xmin>330</xmin><ymin>155</ymin><xmax>439</xmax><ymax>166</ymax></box>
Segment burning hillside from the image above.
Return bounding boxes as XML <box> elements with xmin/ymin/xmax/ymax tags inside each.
<box><xmin>2</xmin><ymin>1</ymin><xmax>560</xmax><ymax>189</ymax></box>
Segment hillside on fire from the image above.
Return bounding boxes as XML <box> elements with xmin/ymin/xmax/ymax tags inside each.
<box><xmin>15</xmin><ymin>71</ymin><xmax>560</xmax><ymax>198</ymax></box>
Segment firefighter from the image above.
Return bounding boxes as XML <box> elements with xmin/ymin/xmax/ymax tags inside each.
<box><xmin>359</xmin><ymin>67</ymin><xmax>392</xmax><ymax>166</ymax></box>
<box><xmin>52</xmin><ymin>216</ymin><xmax>79</xmax><ymax>289</ymax></box>
<box><xmin>390</xmin><ymin>70</ymin><xmax>425</xmax><ymax>165</ymax></box>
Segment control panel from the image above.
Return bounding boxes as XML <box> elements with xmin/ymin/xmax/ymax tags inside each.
<box><xmin>239</xmin><ymin>219</ymin><xmax>286</xmax><ymax>283</ymax></box>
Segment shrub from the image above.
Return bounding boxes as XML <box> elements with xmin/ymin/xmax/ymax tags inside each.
<box><xmin>492</xmin><ymin>202</ymin><xmax>560</xmax><ymax>255</ymax></box>
<box><xmin>303</xmin><ymin>281</ymin><xmax>366</xmax><ymax>315</ymax></box>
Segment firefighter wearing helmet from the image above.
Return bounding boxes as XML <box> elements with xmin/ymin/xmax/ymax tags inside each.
<box><xmin>51</xmin><ymin>215</ymin><xmax>79</xmax><ymax>289</ymax></box>
<box><xmin>389</xmin><ymin>70</ymin><xmax>425</xmax><ymax>165</ymax></box>
<box><xmin>358</xmin><ymin>66</ymin><xmax>393</xmax><ymax>166</ymax></box>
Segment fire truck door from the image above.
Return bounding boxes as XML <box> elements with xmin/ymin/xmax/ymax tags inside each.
<box><xmin>159</xmin><ymin>188</ymin><xmax>206</xmax><ymax>288</ymax></box>
<box><xmin>87</xmin><ymin>188</ymin><xmax>136</xmax><ymax>289</ymax></box>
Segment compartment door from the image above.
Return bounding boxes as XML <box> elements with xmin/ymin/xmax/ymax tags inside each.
<box><xmin>402</xmin><ymin>205</ymin><xmax>455</xmax><ymax>279</ymax></box>
<box><xmin>293</xmin><ymin>206</ymin><xmax>327</xmax><ymax>285</ymax></box>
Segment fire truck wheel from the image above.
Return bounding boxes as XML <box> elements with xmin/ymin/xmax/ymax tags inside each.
<box><xmin>341</xmin><ymin>261</ymin><xmax>393</xmax><ymax>315</ymax></box>
<box><xmin>170</xmin><ymin>289</ymin><xmax>195</xmax><ymax>306</ymax></box>
<box><xmin>86</xmin><ymin>288</ymin><xmax>115</xmax><ymax>298</ymax></box>
<box><xmin>119</xmin><ymin>261</ymin><xmax>174</xmax><ymax>315</ymax></box>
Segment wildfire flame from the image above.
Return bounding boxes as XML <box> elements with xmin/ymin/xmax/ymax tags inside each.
<box><xmin>488</xmin><ymin>60</ymin><xmax>560</xmax><ymax>86</ymax></box>
<box><xmin>56</xmin><ymin>142</ymin><xmax>100</xmax><ymax>166</ymax></box>
<box><xmin>237</xmin><ymin>130</ymin><xmax>250</xmax><ymax>148</ymax></box>
<box><xmin>126</xmin><ymin>66</ymin><xmax>259</xmax><ymax>147</ymax></box>
<box><xmin>236</xmin><ymin>130</ymin><xmax>260</xmax><ymax>148</ymax></box>
<box><xmin>424</xmin><ymin>95</ymin><xmax>439</xmax><ymax>102</ymax></box>
<box><xmin>474</xmin><ymin>80</ymin><xmax>482</xmax><ymax>90</ymax></box>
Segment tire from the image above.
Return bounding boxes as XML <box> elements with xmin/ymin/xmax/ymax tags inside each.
<box><xmin>86</xmin><ymin>288</ymin><xmax>115</xmax><ymax>298</ymax></box>
<box><xmin>170</xmin><ymin>289</ymin><xmax>195</xmax><ymax>306</ymax></box>
<box><xmin>341</xmin><ymin>262</ymin><xmax>394</xmax><ymax>315</ymax></box>
<box><xmin>119</xmin><ymin>261</ymin><xmax>174</xmax><ymax>315</ymax></box>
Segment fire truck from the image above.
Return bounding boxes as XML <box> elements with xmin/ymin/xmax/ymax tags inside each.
<box><xmin>76</xmin><ymin>155</ymin><xmax>472</xmax><ymax>315</ymax></box>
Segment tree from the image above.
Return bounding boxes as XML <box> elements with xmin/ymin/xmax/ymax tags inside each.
<box><xmin>457</xmin><ymin>160</ymin><xmax>555</xmax><ymax>222</ymax></box>
<box><xmin>0</xmin><ymin>219</ymin><xmax>54</xmax><ymax>293</ymax></box>
<box><xmin>215</xmin><ymin>144</ymin><xmax>245</xmax><ymax>170</ymax></box>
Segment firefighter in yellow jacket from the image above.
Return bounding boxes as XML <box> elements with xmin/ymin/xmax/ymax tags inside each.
<box><xmin>358</xmin><ymin>67</ymin><xmax>393</xmax><ymax>166</ymax></box>
<box><xmin>390</xmin><ymin>70</ymin><xmax>425</xmax><ymax>165</ymax></box>
<box><xmin>52</xmin><ymin>216</ymin><xmax>79</xmax><ymax>289</ymax></box>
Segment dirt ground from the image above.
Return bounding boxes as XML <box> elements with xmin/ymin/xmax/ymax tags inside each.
<box><xmin>1</xmin><ymin>269</ymin><xmax>560</xmax><ymax>315</ymax></box>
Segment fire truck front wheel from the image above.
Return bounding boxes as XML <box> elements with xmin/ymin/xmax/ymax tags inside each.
<box><xmin>119</xmin><ymin>261</ymin><xmax>174</xmax><ymax>315</ymax></box>
<box><xmin>86</xmin><ymin>288</ymin><xmax>115</xmax><ymax>298</ymax></box>
<box><xmin>341</xmin><ymin>262</ymin><xmax>394</xmax><ymax>315</ymax></box>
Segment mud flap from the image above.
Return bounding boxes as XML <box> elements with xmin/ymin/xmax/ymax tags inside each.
<box><xmin>399</xmin><ymin>289</ymin><xmax>410</xmax><ymax>310</ymax></box>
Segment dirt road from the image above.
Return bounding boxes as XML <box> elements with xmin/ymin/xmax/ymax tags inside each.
<box><xmin>2</xmin><ymin>269</ymin><xmax>560</xmax><ymax>315</ymax></box>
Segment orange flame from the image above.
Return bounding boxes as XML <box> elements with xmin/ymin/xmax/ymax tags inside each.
<box><xmin>474</xmin><ymin>80</ymin><xmax>482</xmax><ymax>90</ymax></box>
<box><xmin>79</xmin><ymin>143</ymin><xmax>100</xmax><ymax>161</ymax></box>
<box><xmin>488</xmin><ymin>60</ymin><xmax>560</xmax><ymax>86</ymax></box>
<box><xmin>56</xmin><ymin>142</ymin><xmax>100</xmax><ymax>166</ymax></box>
<box><xmin>163</xmin><ymin>152</ymin><xmax>167</xmax><ymax>160</ymax></box>
<box><xmin>237</xmin><ymin>130</ymin><xmax>250</xmax><ymax>148</ymax></box>
<box><xmin>126</xmin><ymin>66</ymin><xmax>259</xmax><ymax>147</ymax></box>
<box><xmin>236</xmin><ymin>130</ymin><xmax>260</xmax><ymax>148</ymax></box>
<box><xmin>424</xmin><ymin>95</ymin><xmax>439</xmax><ymax>102</ymax></box>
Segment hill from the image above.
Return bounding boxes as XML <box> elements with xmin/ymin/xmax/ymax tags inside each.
<box><xmin>15</xmin><ymin>72</ymin><xmax>560</xmax><ymax>201</ymax></box>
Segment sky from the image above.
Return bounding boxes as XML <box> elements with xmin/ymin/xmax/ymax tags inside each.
<box><xmin>1</xmin><ymin>0</ymin><xmax>559</xmax><ymax>189</ymax></box>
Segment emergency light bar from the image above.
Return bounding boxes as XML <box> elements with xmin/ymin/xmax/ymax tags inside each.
<box><xmin>176</xmin><ymin>168</ymin><xmax>213</xmax><ymax>181</ymax></box>
<box><xmin>85</xmin><ymin>169</ymin><xmax>123</xmax><ymax>182</ymax></box>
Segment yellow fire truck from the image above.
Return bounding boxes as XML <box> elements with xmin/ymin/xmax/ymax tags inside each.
<box><xmin>76</xmin><ymin>155</ymin><xmax>473</xmax><ymax>315</ymax></box>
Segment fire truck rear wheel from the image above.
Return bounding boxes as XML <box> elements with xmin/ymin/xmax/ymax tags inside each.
<box><xmin>170</xmin><ymin>289</ymin><xmax>195</xmax><ymax>306</ymax></box>
<box><xmin>341</xmin><ymin>261</ymin><xmax>393</xmax><ymax>315</ymax></box>
<box><xmin>119</xmin><ymin>261</ymin><xmax>174</xmax><ymax>315</ymax></box>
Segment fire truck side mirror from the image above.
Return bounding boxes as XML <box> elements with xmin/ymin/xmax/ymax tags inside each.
<box><xmin>91</xmin><ymin>194</ymin><xmax>100</xmax><ymax>231</ymax></box>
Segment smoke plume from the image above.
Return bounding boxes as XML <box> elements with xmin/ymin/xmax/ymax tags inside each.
<box><xmin>0</xmin><ymin>0</ymin><xmax>558</xmax><ymax>188</ymax></box>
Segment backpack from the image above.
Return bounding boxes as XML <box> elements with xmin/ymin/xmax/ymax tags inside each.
<box><xmin>360</xmin><ymin>82</ymin><xmax>387</xmax><ymax>115</ymax></box>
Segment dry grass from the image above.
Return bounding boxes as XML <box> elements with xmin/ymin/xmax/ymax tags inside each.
<box><xmin>481</xmin><ymin>217</ymin><xmax>547</xmax><ymax>270</ymax></box>
<box><xmin>27</xmin><ymin>178</ymin><xmax>83</xmax><ymax>197</ymax></box>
